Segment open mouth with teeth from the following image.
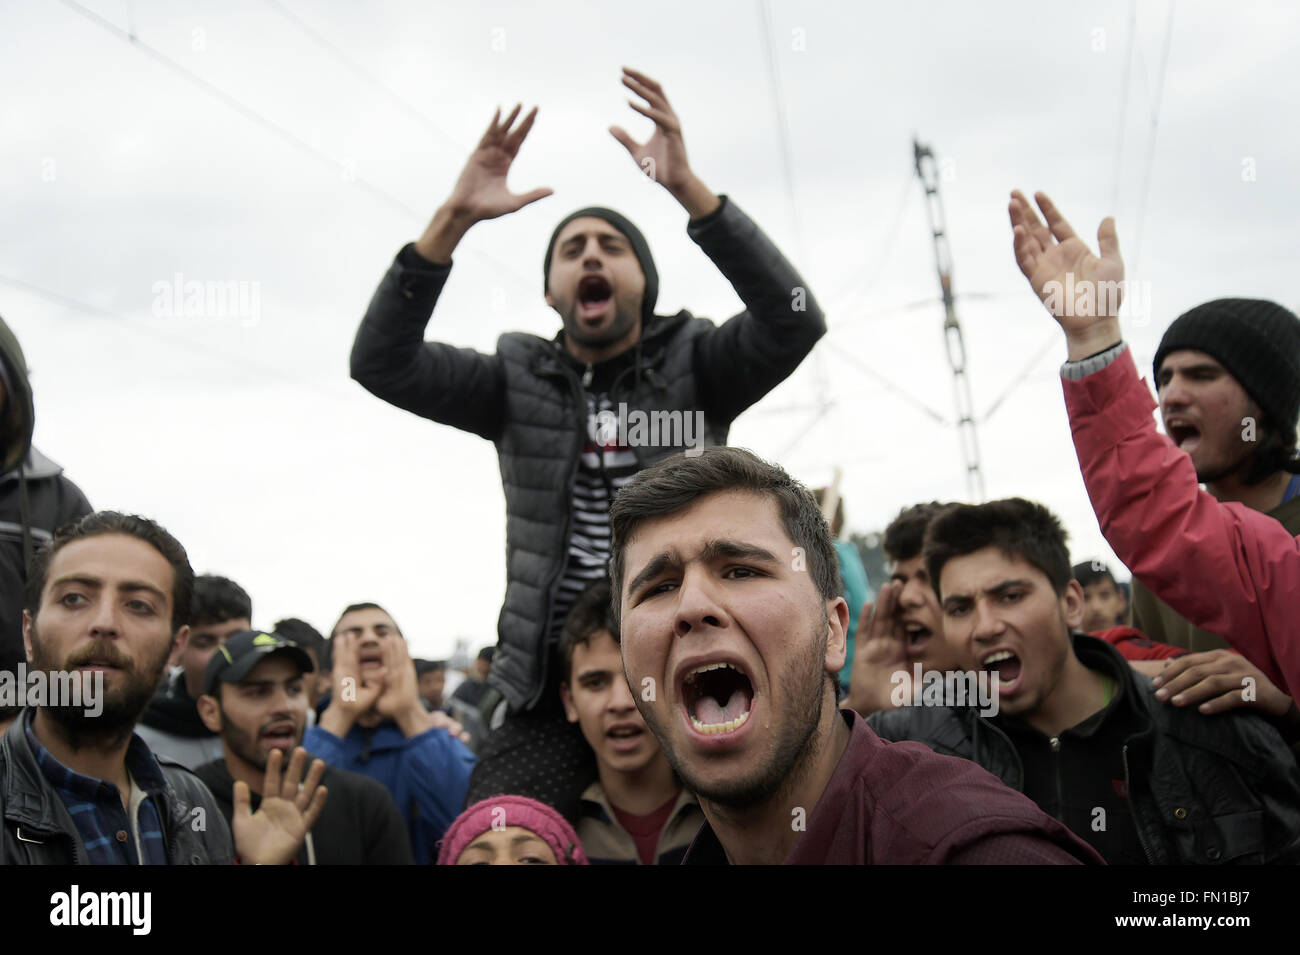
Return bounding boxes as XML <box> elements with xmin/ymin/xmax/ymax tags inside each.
<box><xmin>682</xmin><ymin>662</ymin><xmax>754</xmax><ymax>736</ymax></box>
<box><xmin>982</xmin><ymin>650</ymin><xmax>1022</xmax><ymax>692</ymax></box>
<box><xmin>1166</xmin><ymin>422</ymin><xmax>1201</xmax><ymax>453</ymax></box>
<box><xmin>577</xmin><ymin>275</ymin><xmax>613</xmax><ymax>321</ymax></box>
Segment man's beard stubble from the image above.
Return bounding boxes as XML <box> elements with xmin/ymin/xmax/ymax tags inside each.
<box><xmin>641</xmin><ymin>614</ymin><xmax>833</xmax><ymax>814</ymax></box>
<box><xmin>28</xmin><ymin>620</ymin><xmax>172</xmax><ymax>751</ymax></box>
<box><xmin>561</xmin><ymin>298</ymin><xmax>639</xmax><ymax>351</ymax></box>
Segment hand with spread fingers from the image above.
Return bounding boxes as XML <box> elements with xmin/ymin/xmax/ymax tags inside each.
<box><xmin>375</xmin><ymin>632</ymin><xmax>472</xmax><ymax>744</ymax></box>
<box><xmin>609</xmin><ymin>67</ymin><xmax>720</xmax><ymax>219</ymax></box>
<box><xmin>1008</xmin><ymin>190</ymin><xmax>1125</xmax><ymax>360</ymax></box>
<box><xmin>1152</xmin><ymin>649</ymin><xmax>1294</xmax><ymax>718</ymax></box>
<box><xmin>846</xmin><ymin>582</ymin><xmax>912</xmax><ymax>716</ymax></box>
<box><xmin>232</xmin><ymin>747</ymin><xmax>328</xmax><ymax>865</ymax></box>
<box><xmin>416</xmin><ymin>104</ymin><xmax>553</xmax><ymax>263</ymax></box>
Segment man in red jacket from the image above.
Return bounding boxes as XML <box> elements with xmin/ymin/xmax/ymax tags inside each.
<box><xmin>1008</xmin><ymin>190</ymin><xmax>1300</xmax><ymax>699</ymax></box>
<box><xmin>610</xmin><ymin>446</ymin><xmax>1101</xmax><ymax>865</ymax></box>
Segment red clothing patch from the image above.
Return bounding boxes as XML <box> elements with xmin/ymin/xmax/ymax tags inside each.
<box><xmin>1093</xmin><ymin>626</ymin><xmax>1190</xmax><ymax>660</ymax></box>
<box><xmin>611</xmin><ymin>794</ymin><xmax>678</xmax><ymax>867</ymax></box>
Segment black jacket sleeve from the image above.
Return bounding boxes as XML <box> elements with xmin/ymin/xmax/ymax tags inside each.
<box><xmin>686</xmin><ymin>196</ymin><xmax>827</xmax><ymax>425</ymax></box>
<box><xmin>350</xmin><ymin>244</ymin><xmax>507</xmax><ymax>441</ymax></box>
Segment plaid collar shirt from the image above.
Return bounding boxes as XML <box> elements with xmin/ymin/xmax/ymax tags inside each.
<box><xmin>25</xmin><ymin>712</ymin><xmax>171</xmax><ymax>865</ymax></box>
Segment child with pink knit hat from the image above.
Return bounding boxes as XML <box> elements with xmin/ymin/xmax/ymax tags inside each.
<box><xmin>438</xmin><ymin>796</ymin><xmax>589</xmax><ymax>865</ymax></box>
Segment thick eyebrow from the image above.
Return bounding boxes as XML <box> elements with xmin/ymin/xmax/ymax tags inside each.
<box><xmin>942</xmin><ymin>578</ymin><xmax>1033</xmax><ymax>610</ymax></box>
<box><xmin>561</xmin><ymin>231</ymin><xmax>626</xmax><ymax>251</ymax></box>
<box><xmin>50</xmin><ymin>574</ymin><xmax>167</xmax><ymax>604</ymax></box>
<box><xmin>574</xmin><ymin>665</ymin><xmax>615</xmax><ymax>682</ymax></box>
<box><xmin>986</xmin><ymin>579</ymin><xmax>1033</xmax><ymax>596</ymax></box>
<box><xmin>625</xmin><ymin>539</ymin><xmax>781</xmax><ymax>598</ymax></box>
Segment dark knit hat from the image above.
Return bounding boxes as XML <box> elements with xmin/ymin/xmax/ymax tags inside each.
<box><xmin>1154</xmin><ymin>298</ymin><xmax>1300</xmax><ymax>442</ymax></box>
<box><xmin>543</xmin><ymin>207</ymin><xmax>658</xmax><ymax>322</ymax></box>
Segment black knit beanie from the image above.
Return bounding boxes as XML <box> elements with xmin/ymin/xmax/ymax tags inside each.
<box><xmin>1154</xmin><ymin>298</ymin><xmax>1300</xmax><ymax>442</ymax></box>
<box><xmin>543</xmin><ymin>207</ymin><xmax>658</xmax><ymax>322</ymax></box>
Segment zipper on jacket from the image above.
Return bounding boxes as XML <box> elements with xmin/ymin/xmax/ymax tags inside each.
<box><xmin>530</xmin><ymin>360</ymin><xmax>588</xmax><ymax>710</ymax></box>
<box><xmin>1122</xmin><ymin>744</ymin><xmax>1157</xmax><ymax>864</ymax></box>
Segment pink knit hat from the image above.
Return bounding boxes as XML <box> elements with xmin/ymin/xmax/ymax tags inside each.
<box><xmin>437</xmin><ymin>795</ymin><xmax>589</xmax><ymax>865</ymax></box>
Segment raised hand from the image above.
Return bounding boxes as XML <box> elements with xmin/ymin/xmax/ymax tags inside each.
<box><xmin>232</xmin><ymin>747</ymin><xmax>328</xmax><ymax>865</ymax></box>
<box><xmin>609</xmin><ymin>67</ymin><xmax>719</xmax><ymax>219</ymax></box>
<box><xmin>375</xmin><ymin>634</ymin><xmax>471</xmax><ymax>743</ymax></box>
<box><xmin>416</xmin><ymin>105</ymin><xmax>553</xmax><ymax>263</ymax></box>
<box><xmin>1008</xmin><ymin>190</ymin><xmax>1125</xmax><ymax>359</ymax></box>
<box><xmin>448</xmin><ymin>105</ymin><xmax>553</xmax><ymax>222</ymax></box>
<box><xmin>846</xmin><ymin>582</ymin><xmax>912</xmax><ymax>716</ymax></box>
<box><xmin>318</xmin><ymin>631</ymin><xmax>384</xmax><ymax>738</ymax></box>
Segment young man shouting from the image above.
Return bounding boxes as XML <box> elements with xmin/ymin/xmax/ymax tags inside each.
<box><xmin>350</xmin><ymin>68</ymin><xmax>826</xmax><ymax>817</ymax></box>
<box><xmin>869</xmin><ymin>498</ymin><xmax>1300</xmax><ymax>864</ymax></box>
<box><xmin>195</xmin><ymin>628</ymin><xmax>414</xmax><ymax>864</ymax></box>
<box><xmin>306</xmin><ymin>603</ymin><xmax>475</xmax><ymax>864</ymax></box>
<box><xmin>611</xmin><ymin>447</ymin><xmax>1101</xmax><ymax>865</ymax></box>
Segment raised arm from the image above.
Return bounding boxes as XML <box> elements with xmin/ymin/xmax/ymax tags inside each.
<box><xmin>1008</xmin><ymin>189</ymin><xmax>1300</xmax><ymax>697</ymax></box>
<box><xmin>608</xmin><ymin>67</ymin><xmax>824</xmax><ymax>422</ymax></box>
<box><xmin>350</xmin><ymin>107</ymin><xmax>554</xmax><ymax>439</ymax></box>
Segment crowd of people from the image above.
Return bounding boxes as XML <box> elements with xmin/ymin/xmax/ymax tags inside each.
<box><xmin>1</xmin><ymin>69</ymin><xmax>1298</xmax><ymax>866</ymax></box>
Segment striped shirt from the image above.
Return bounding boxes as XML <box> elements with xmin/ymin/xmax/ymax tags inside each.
<box><xmin>548</xmin><ymin>386</ymin><xmax>640</xmax><ymax>642</ymax></box>
<box><xmin>26</xmin><ymin>712</ymin><xmax>170</xmax><ymax>865</ymax></box>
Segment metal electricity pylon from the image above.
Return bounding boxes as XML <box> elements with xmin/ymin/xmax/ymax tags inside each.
<box><xmin>913</xmin><ymin>136</ymin><xmax>986</xmax><ymax>502</ymax></box>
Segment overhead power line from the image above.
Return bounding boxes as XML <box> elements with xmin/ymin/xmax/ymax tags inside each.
<box><xmin>55</xmin><ymin>0</ymin><xmax>536</xmax><ymax>295</ymax></box>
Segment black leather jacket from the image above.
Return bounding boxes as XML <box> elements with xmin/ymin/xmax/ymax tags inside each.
<box><xmin>351</xmin><ymin>196</ymin><xmax>826</xmax><ymax>712</ymax></box>
<box><xmin>0</xmin><ymin>716</ymin><xmax>234</xmax><ymax>865</ymax></box>
<box><xmin>868</xmin><ymin>635</ymin><xmax>1300</xmax><ymax>864</ymax></box>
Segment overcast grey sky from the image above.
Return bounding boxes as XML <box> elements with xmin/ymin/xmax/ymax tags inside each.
<box><xmin>2</xmin><ymin>0</ymin><xmax>1297</xmax><ymax>660</ymax></box>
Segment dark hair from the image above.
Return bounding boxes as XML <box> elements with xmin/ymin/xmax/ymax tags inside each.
<box><xmin>414</xmin><ymin>658</ymin><xmax>446</xmax><ymax>677</ymax></box>
<box><xmin>560</xmin><ymin>578</ymin><xmax>618</xmax><ymax>683</ymax></box>
<box><xmin>883</xmin><ymin>502</ymin><xmax>956</xmax><ymax>562</ymax></box>
<box><xmin>476</xmin><ymin>646</ymin><xmax>495</xmax><ymax>664</ymax></box>
<box><xmin>273</xmin><ymin>617</ymin><xmax>326</xmax><ymax>656</ymax></box>
<box><xmin>1071</xmin><ymin>561</ymin><xmax>1118</xmax><ymax>589</ymax></box>
<box><xmin>1243</xmin><ymin>409</ymin><xmax>1300</xmax><ymax>485</ymax></box>
<box><xmin>190</xmin><ymin>575</ymin><xmax>252</xmax><ymax>628</ymax></box>
<box><xmin>330</xmin><ymin>602</ymin><xmax>400</xmax><ymax>641</ymax></box>
<box><xmin>924</xmin><ymin>498</ymin><xmax>1072</xmax><ymax>601</ymax></box>
<box><xmin>609</xmin><ymin>447</ymin><xmax>839</xmax><ymax>627</ymax></box>
<box><xmin>24</xmin><ymin>511</ymin><xmax>195</xmax><ymax>635</ymax></box>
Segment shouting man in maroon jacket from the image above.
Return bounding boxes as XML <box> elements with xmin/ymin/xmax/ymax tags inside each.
<box><xmin>610</xmin><ymin>446</ymin><xmax>1102</xmax><ymax>865</ymax></box>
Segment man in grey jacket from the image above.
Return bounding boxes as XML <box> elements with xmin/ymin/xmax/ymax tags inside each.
<box><xmin>350</xmin><ymin>68</ymin><xmax>825</xmax><ymax>817</ymax></box>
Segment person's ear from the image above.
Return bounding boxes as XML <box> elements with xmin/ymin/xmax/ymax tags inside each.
<box><xmin>196</xmin><ymin>693</ymin><xmax>223</xmax><ymax>734</ymax></box>
<box><xmin>1062</xmin><ymin>580</ymin><xmax>1085</xmax><ymax>631</ymax></box>
<box><xmin>22</xmin><ymin>609</ymin><xmax>34</xmax><ymax>662</ymax></box>
<box><xmin>545</xmin><ymin>289</ymin><xmax>557</xmax><ymax>310</ymax></box>
<box><xmin>168</xmin><ymin>624</ymin><xmax>190</xmax><ymax>668</ymax></box>
<box><xmin>824</xmin><ymin>597</ymin><xmax>849</xmax><ymax>675</ymax></box>
<box><xmin>560</xmin><ymin>682</ymin><xmax>578</xmax><ymax>723</ymax></box>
